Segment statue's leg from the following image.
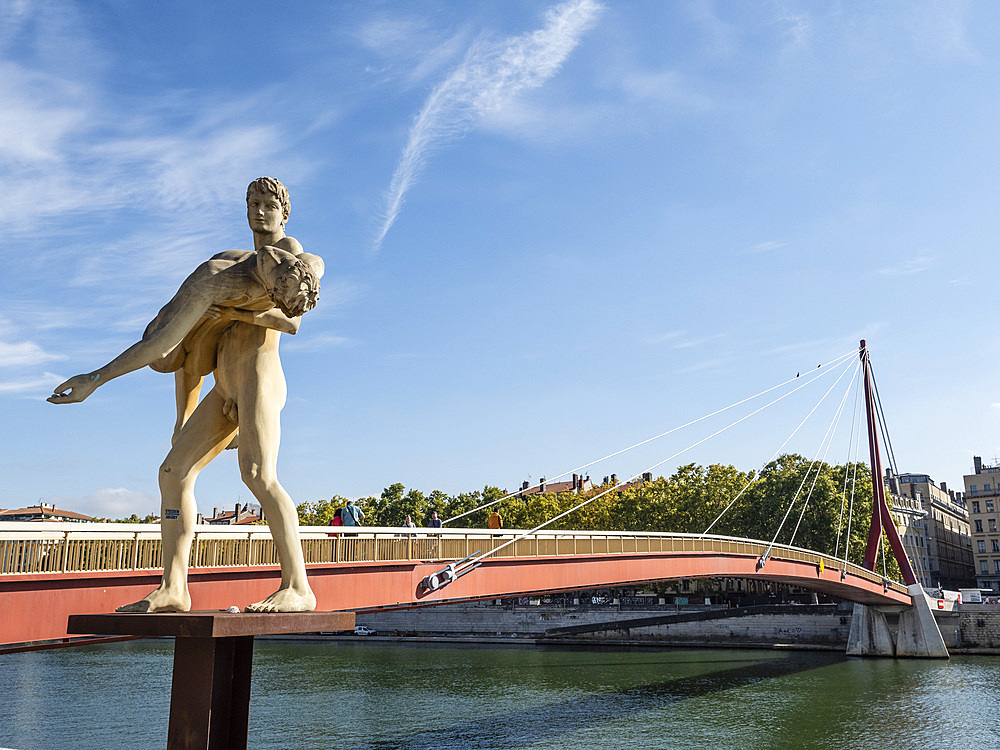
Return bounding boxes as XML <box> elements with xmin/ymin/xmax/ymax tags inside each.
<box><xmin>117</xmin><ymin>389</ymin><xmax>236</xmax><ymax>613</ymax></box>
<box><xmin>237</xmin><ymin>384</ymin><xmax>316</xmax><ymax>613</ymax></box>
<box><xmin>171</xmin><ymin>369</ymin><xmax>204</xmax><ymax>446</ymax></box>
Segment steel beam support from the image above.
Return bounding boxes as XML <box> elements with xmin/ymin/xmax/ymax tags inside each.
<box><xmin>859</xmin><ymin>340</ymin><xmax>918</xmax><ymax>585</ymax></box>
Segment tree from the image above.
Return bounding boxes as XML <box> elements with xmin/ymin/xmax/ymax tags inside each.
<box><xmin>296</xmin><ymin>496</ymin><xmax>350</xmax><ymax>526</ymax></box>
<box><xmin>292</xmin><ymin>454</ymin><xmax>906</xmax><ymax>580</ymax></box>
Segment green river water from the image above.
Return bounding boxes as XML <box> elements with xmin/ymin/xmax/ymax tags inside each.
<box><xmin>2</xmin><ymin>639</ymin><xmax>998</xmax><ymax>749</ymax></box>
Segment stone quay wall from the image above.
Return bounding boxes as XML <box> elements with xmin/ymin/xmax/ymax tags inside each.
<box><xmin>954</xmin><ymin>604</ymin><xmax>1000</xmax><ymax>649</ymax></box>
<box><xmin>356</xmin><ymin>600</ymin><xmax>1000</xmax><ymax>652</ymax></box>
<box><xmin>356</xmin><ymin>601</ymin><xmax>855</xmax><ymax>647</ymax></box>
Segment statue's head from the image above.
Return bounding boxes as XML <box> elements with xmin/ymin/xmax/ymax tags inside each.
<box><xmin>246</xmin><ymin>176</ymin><xmax>290</xmax><ymax>223</ymax></box>
<box><xmin>258</xmin><ymin>246</ymin><xmax>323</xmax><ymax>318</ymax></box>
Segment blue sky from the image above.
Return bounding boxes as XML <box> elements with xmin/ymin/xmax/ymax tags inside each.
<box><xmin>3</xmin><ymin>0</ymin><xmax>1000</xmax><ymax>520</ymax></box>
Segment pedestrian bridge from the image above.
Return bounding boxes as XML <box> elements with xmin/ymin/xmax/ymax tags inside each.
<box><xmin>0</xmin><ymin>522</ymin><xmax>911</xmax><ymax>648</ymax></box>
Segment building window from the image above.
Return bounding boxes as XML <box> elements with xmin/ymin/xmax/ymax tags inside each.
<box><xmin>982</xmin><ymin>560</ymin><xmax>990</xmax><ymax>574</ymax></box>
<box><xmin>988</xmin><ymin>500</ymin><xmax>996</xmax><ymax>512</ymax></box>
<box><xmin>994</xmin><ymin>540</ymin><xmax>1000</xmax><ymax>553</ymax></box>
<box><xmin>973</xmin><ymin>501</ymin><xmax>981</xmax><ymax>513</ymax></box>
<box><xmin>991</xmin><ymin>519</ymin><xmax>998</xmax><ymax>532</ymax></box>
<box><xmin>972</xmin><ymin>485</ymin><xmax>978</xmax><ymax>492</ymax></box>
<box><xmin>995</xmin><ymin>560</ymin><xmax>1000</xmax><ymax>574</ymax></box>
<box><xmin>979</xmin><ymin>540</ymin><xmax>987</xmax><ymax>553</ymax></box>
<box><xmin>976</xmin><ymin>520</ymin><xmax>984</xmax><ymax>533</ymax></box>
<box><xmin>987</xmin><ymin>484</ymin><xmax>994</xmax><ymax>491</ymax></box>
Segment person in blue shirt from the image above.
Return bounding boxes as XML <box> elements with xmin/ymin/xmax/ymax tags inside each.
<box><xmin>342</xmin><ymin>500</ymin><xmax>365</xmax><ymax>526</ymax></box>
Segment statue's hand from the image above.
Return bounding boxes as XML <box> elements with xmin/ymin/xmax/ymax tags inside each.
<box><xmin>204</xmin><ymin>305</ymin><xmax>250</xmax><ymax>323</ymax></box>
<box><xmin>47</xmin><ymin>373</ymin><xmax>100</xmax><ymax>404</ymax></box>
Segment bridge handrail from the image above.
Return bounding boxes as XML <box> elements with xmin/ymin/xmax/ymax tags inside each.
<box><xmin>0</xmin><ymin>522</ymin><xmax>907</xmax><ymax>594</ymax></box>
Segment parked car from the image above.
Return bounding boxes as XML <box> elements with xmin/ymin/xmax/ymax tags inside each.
<box><xmin>354</xmin><ymin>625</ymin><xmax>376</xmax><ymax>636</ymax></box>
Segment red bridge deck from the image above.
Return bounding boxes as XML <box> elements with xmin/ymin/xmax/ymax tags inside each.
<box><xmin>0</xmin><ymin>524</ymin><xmax>911</xmax><ymax>647</ymax></box>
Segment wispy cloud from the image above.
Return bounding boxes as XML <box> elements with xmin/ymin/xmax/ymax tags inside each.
<box><xmin>284</xmin><ymin>332</ymin><xmax>355</xmax><ymax>353</ymax></box>
<box><xmin>0</xmin><ymin>371</ymin><xmax>63</xmax><ymax>395</ymax></box>
<box><xmin>372</xmin><ymin>0</ymin><xmax>603</xmax><ymax>252</ymax></box>
<box><xmin>620</xmin><ymin>69</ymin><xmax>713</xmax><ymax>111</ymax></box>
<box><xmin>0</xmin><ymin>340</ymin><xmax>66</xmax><ymax>368</ymax></box>
<box><xmin>1</xmin><ymin>7</ymin><xmax>310</xmax><ymax>244</ymax></box>
<box><xmin>646</xmin><ymin>330</ymin><xmax>685</xmax><ymax>345</ymax></box>
<box><xmin>674</xmin><ymin>356</ymin><xmax>734</xmax><ymax>374</ymax></box>
<box><xmin>645</xmin><ymin>330</ymin><xmax>728</xmax><ymax>350</ymax></box>
<box><xmin>877</xmin><ymin>254</ymin><xmax>935</xmax><ymax>276</ymax></box>
<box><xmin>905</xmin><ymin>1</ymin><xmax>976</xmax><ymax>61</ymax></box>
<box><xmin>670</xmin><ymin>333</ymin><xmax>728</xmax><ymax>350</ymax></box>
<box><xmin>356</xmin><ymin>15</ymin><xmax>471</xmax><ymax>88</ymax></box>
<box><xmin>772</xmin><ymin>6</ymin><xmax>814</xmax><ymax>56</ymax></box>
<box><xmin>743</xmin><ymin>240</ymin><xmax>791</xmax><ymax>255</ymax></box>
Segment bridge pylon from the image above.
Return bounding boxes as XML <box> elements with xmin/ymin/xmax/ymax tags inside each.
<box><xmin>847</xmin><ymin>340</ymin><xmax>948</xmax><ymax>658</ymax></box>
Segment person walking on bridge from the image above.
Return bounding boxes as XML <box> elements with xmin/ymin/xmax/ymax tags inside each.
<box><xmin>488</xmin><ymin>510</ymin><xmax>503</xmax><ymax>529</ymax></box>
<box><xmin>342</xmin><ymin>500</ymin><xmax>364</xmax><ymax>527</ymax></box>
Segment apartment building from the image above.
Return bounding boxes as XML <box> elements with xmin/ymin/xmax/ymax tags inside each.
<box><xmin>886</xmin><ymin>472</ymin><xmax>975</xmax><ymax>590</ymax></box>
<box><xmin>964</xmin><ymin>455</ymin><xmax>1000</xmax><ymax>591</ymax></box>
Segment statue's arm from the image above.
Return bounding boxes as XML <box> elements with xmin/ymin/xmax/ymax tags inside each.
<box><xmin>205</xmin><ymin>305</ymin><xmax>301</xmax><ymax>335</ymax></box>
<box><xmin>203</xmin><ymin>247</ymin><xmax>324</xmax><ymax>335</ymax></box>
<box><xmin>48</xmin><ymin>290</ymin><xmax>212</xmax><ymax>404</ymax></box>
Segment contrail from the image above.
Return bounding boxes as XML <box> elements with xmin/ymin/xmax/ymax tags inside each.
<box><xmin>372</xmin><ymin>0</ymin><xmax>603</xmax><ymax>252</ymax></box>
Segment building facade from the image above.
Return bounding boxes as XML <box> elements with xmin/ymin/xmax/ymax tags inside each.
<box><xmin>0</xmin><ymin>503</ymin><xmax>94</xmax><ymax>522</ymax></box>
<box><xmin>205</xmin><ymin>503</ymin><xmax>263</xmax><ymax>525</ymax></box>
<box><xmin>887</xmin><ymin>472</ymin><xmax>975</xmax><ymax>590</ymax></box>
<box><xmin>963</xmin><ymin>455</ymin><xmax>1000</xmax><ymax>592</ymax></box>
<box><xmin>885</xmin><ymin>478</ymin><xmax>933</xmax><ymax>589</ymax></box>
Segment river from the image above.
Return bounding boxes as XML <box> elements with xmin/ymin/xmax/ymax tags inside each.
<box><xmin>2</xmin><ymin>639</ymin><xmax>998</xmax><ymax>749</ymax></box>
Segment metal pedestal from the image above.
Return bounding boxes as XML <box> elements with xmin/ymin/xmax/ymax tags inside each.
<box><xmin>68</xmin><ymin>610</ymin><xmax>355</xmax><ymax>749</ymax></box>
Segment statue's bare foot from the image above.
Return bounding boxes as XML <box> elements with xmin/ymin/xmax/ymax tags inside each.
<box><xmin>244</xmin><ymin>586</ymin><xmax>316</xmax><ymax>613</ymax></box>
<box><xmin>116</xmin><ymin>587</ymin><xmax>190</xmax><ymax>613</ymax></box>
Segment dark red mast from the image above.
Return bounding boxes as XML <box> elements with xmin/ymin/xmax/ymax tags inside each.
<box><xmin>859</xmin><ymin>340</ymin><xmax>918</xmax><ymax>586</ymax></box>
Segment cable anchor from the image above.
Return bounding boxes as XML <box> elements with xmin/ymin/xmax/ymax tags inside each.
<box><xmin>420</xmin><ymin>550</ymin><xmax>482</xmax><ymax>592</ymax></box>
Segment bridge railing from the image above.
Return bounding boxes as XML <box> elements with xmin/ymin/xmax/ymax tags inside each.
<box><xmin>0</xmin><ymin>522</ymin><xmax>907</xmax><ymax>595</ymax></box>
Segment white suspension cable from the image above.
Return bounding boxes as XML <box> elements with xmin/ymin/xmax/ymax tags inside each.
<box><xmin>788</xmin><ymin>360</ymin><xmax>861</xmax><ymax>547</ymax></box>
<box><xmin>453</xmin><ymin>356</ymin><xmax>857</xmax><ymax>568</ymax></box>
<box><xmin>881</xmin><ymin>530</ymin><xmax>888</xmax><ymax>578</ymax></box>
<box><xmin>444</xmin><ymin>349</ymin><xmax>859</xmax><ymax>525</ymax></box>
<box><xmin>701</xmin><ymin>358</ymin><xmax>846</xmax><ymax>536</ymax></box>
<box><xmin>840</xmin><ymin>398</ymin><xmax>863</xmax><ymax>575</ymax></box>
<box><xmin>703</xmin><ymin>355</ymin><xmax>856</xmax><ymax>536</ymax></box>
<box><xmin>758</xmin><ymin>358</ymin><xmax>858</xmax><ymax>566</ymax></box>
<box><xmin>835</xmin><ymin>374</ymin><xmax>863</xmax><ymax>560</ymax></box>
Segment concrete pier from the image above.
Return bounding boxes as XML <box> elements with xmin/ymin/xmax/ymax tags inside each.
<box><xmin>846</xmin><ymin>585</ymin><xmax>949</xmax><ymax>658</ymax></box>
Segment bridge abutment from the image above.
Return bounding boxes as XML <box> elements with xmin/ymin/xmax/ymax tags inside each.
<box><xmin>847</xmin><ymin>585</ymin><xmax>948</xmax><ymax>658</ymax></box>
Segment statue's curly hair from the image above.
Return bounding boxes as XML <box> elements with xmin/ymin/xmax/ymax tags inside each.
<box><xmin>271</xmin><ymin>259</ymin><xmax>321</xmax><ymax>318</ymax></box>
<box><xmin>246</xmin><ymin>177</ymin><xmax>290</xmax><ymax>222</ymax></box>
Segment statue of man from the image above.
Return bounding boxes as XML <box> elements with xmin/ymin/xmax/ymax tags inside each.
<box><xmin>49</xmin><ymin>177</ymin><xmax>322</xmax><ymax>613</ymax></box>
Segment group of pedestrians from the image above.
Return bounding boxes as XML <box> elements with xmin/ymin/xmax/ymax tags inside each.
<box><xmin>326</xmin><ymin>505</ymin><xmax>447</xmax><ymax>528</ymax></box>
<box><xmin>327</xmin><ymin>499</ymin><xmax>365</xmax><ymax>528</ymax></box>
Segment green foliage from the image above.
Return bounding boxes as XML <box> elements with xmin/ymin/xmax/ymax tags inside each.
<box><xmin>111</xmin><ymin>513</ymin><xmax>158</xmax><ymax>524</ymax></box>
<box><xmin>296</xmin><ymin>495</ymin><xmax>353</xmax><ymax>526</ymax></box>
<box><xmin>296</xmin><ymin>455</ymin><xmax>906</xmax><ymax>579</ymax></box>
